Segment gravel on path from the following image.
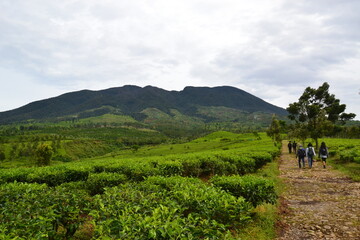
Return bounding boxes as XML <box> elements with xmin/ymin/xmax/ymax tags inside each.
<box><xmin>276</xmin><ymin>141</ymin><xmax>360</xmax><ymax>240</ymax></box>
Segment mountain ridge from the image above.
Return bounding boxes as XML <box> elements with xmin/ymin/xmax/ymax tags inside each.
<box><xmin>0</xmin><ymin>85</ymin><xmax>287</xmax><ymax>124</ymax></box>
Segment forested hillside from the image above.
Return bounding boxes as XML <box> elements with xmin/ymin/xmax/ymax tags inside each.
<box><xmin>0</xmin><ymin>85</ymin><xmax>287</xmax><ymax>124</ymax></box>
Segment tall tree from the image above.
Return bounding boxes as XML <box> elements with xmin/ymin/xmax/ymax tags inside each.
<box><xmin>287</xmin><ymin>82</ymin><xmax>356</xmax><ymax>148</ymax></box>
<box><xmin>266</xmin><ymin>115</ymin><xmax>282</xmax><ymax>144</ymax></box>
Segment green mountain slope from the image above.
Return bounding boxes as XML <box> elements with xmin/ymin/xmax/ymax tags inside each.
<box><xmin>0</xmin><ymin>85</ymin><xmax>287</xmax><ymax>124</ymax></box>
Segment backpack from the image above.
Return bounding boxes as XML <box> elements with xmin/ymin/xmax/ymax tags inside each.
<box><xmin>308</xmin><ymin>147</ymin><xmax>314</xmax><ymax>157</ymax></box>
<box><xmin>320</xmin><ymin>147</ymin><xmax>327</xmax><ymax>155</ymax></box>
<box><xmin>298</xmin><ymin>148</ymin><xmax>306</xmax><ymax>158</ymax></box>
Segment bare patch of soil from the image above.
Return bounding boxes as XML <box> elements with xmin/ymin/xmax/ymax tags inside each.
<box><xmin>276</xmin><ymin>142</ymin><xmax>360</xmax><ymax>240</ymax></box>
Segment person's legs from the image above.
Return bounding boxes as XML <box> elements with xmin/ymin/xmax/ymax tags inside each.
<box><xmin>301</xmin><ymin>157</ymin><xmax>305</xmax><ymax>168</ymax></box>
<box><xmin>308</xmin><ymin>157</ymin><xmax>313</xmax><ymax>168</ymax></box>
<box><xmin>322</xmin><ymin>158</ymin><xmax>327</xmax><ymax>168</ymax></box>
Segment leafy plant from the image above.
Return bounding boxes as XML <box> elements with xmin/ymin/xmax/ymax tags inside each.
<box><xmin>210</xmin><ymin>175</ymin><xmax>277</xmax><ymax>207</ymax></box>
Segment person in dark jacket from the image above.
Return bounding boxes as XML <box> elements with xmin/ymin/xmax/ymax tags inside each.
<box><xmin>288</xmin><ymin>141</ymin><xmax>292</xmax><ymax>153</ymax></box>
<box><xmin>297</xmin><ymin>145</ymin><xmax>306</xmax><ymax>168</ymax></box>
<box><xmin>292</xmin><ymin>141</ymin><xmax>297</xmax><ymax>154</ymax></box>
<box><xmin>319</xmin><ymin>142</ymin><xmax>329</xmax><ymax>169</ymax></box>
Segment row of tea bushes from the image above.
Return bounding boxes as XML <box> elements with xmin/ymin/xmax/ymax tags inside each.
<box><xmin>0</xmin><ymin>133</ymin><xmax>280</xmax><ymax>238</ymax></box>
<box><xmin>0</xmin><ymin>147</ymin><xmax>277</xmax><ymax>185</ymax></box>
<box><xmin>210</xmin><ymin>175</ymin><xmax>277</xmax><ymax>207</ymax></box>
<box><xmin>90</xmin><ymin>149</ymin><xmax>276</xmax><ymax>179</ymax></box>
<box><xmin>0</xmin><ymin>174</ymin><xmax>277</xmax><ymax>239</ymax></box>
<box><xmin>90</xmin><ymin>176</ymin><xmax>254</xmax><ymax>239</ymax></box>
<box><xmin>0</xmin><ymin>165</ymin><xmax>89</xmax><ymax>186</ymax></box>
<box><xmin>0</xmin><ymin>182</ymin><xmax>90</xmax><ymax>239</ymax></box>
<box><xmin>318</xmin><ymin>138</ymin><xmax>360</xmax><ymax>164</ymax></box>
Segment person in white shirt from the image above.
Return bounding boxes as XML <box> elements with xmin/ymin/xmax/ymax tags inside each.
<box><xmin>306</xmin><ymin>143</ymin><xmax>316</xmax><ymax>169</ymax></box>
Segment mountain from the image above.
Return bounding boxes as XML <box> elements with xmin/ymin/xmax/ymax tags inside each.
<box><xmin>0</xmin><ymin>85</ymin><xmax>287</xmax><ymax>124</ymax></box>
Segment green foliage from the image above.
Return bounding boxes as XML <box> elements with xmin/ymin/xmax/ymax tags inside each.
<box><xmin>52</xmin><ymin>154</ymin><xmax>73</xmax><ymax>162</ymax></box>
<box><xmin>0</xmin><ymin>149</ymin><xmax>5</xmax><ymax>161</ymax></box>
<box><xmin>85</xmin><ymin>172</ymin><xmax>128</xmax><ymax>195</ymax></box>
<box><xmin>63</xmin><ymin>140</ymin><xmax>114</xmax><ymax>160</ymax></box>
<box><xmin>210</xmin><ymin>175</ymin><xmax>277</xmax><ymax>207</ymax></box>
<box><xmin>0</xmin><ymin>182</ymin><xmax>90</xmax><ymax>239</ymax></box>
<box><xmin>35</xmin><ymin>143</ymin><xmax>53</xmax><ymax>166</ymax></box>
<box><xmin>90</xmin><ymin>176</ymin><xmax>252</xmax><ymax>239</ymax></box>
<box><xmin>317</xmin><ymin>137</ymin><xmax>360</xmax><ymax>181</ymax></box>
<box><xmin>266</xmin><ymin>115</ymin><xmax>282</xmax><ymax>143</ymax></box>
<box><xmin>0</xmin><ymin>132</ymin><xmax>281</xmax><ymax>239</ymax></box>
<box><xmin>157</xmin><ymin>160</ymin><xmax>184</xmax><ymax>176</ymax></box>
<box><xmin>0</xmin><ymin>166</ymin><xmax>89</xmax><ymax>186</ymax></box>
<box><xmin>339</xmin><ymin>149</ymin><xmax>360</xmax><ymax>163</ymax></box>
<box><xmin>287</xmin><ymin>82</ymin><xmax>356</xmax><ymax>147</ymax></box>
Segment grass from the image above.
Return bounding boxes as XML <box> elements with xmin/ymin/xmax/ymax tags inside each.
<box><xmin>236</xmin><ymin>157</ymin><xmax>284</xmax><ymax>240</ymax></box>
<box><xmin>329</xmin><ymin>159</ymin><xmax>360</xmax><ymax>182</ymax></box>
<box><xmin>78</xmin><ymin>113</ymin><xmax>138</xmax><ymax>124</ymax></box>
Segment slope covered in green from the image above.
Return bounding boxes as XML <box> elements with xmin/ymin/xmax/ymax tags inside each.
<box><xmin>0</xmin><ymin>85</ymin><xmax>287</xmax><ymax>124</ymax></box>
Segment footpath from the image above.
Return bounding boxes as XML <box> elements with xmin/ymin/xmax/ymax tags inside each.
<box><xmin>276</xmin><ymin>141</ymin><xmax>360</xmax><ymax>240</ymax></box>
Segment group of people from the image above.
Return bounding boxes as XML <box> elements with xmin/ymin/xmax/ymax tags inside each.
<box><xmin>287</xmin><ymin>141</ymin><xmax>329</xmax><ymax>169</ymax></box>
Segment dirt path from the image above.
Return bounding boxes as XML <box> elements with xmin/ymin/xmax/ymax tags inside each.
<box><xmin>276</xmin><ymin>142</ymin><xmax>360</xmax><ymax>240</ymax></box>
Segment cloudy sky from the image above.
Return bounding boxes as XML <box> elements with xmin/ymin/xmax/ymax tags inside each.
<box><xmin>0</xmin><ymin>0</ymin><xmax>359</xmax><ymax>118</ymax></box>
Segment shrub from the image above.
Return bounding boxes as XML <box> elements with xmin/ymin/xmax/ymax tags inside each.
<box><xmin>0</xmin><ymin>182</ymin><xmax>90</xmax><ymax>239</ymax></box>
<box><xmin>215</xmin><ymin>153</ymin><xmax>256</xmax><ymax>175</ymax></box>
<box><xmin>244</xmin><ymin>152</ymin><xmax>273</xmax><ymax>169</ymax></box>
<box><xmin>26</xmin><ymin>166</ymin><xmax>89</xmax><ymax>186</ymax></box>
<box><xmin>85</xmin><ymin>172</ymin><xmax>128</xmax><ymax>195</ymax></box>
<box><xmin>339</xmin><ymin>150</ymin><xmax>358</xmax><ymax>163</ymax></box>
<box><xmin>157</xmin><ymin>160</ymin><xmax>183</xmax><ymax>176</ymax></box>
<box><xmin>180</xmin><ymin>157</ymin><xmax>202</xmax><ymax>177</ymax></box>
<box><xmin>35</xmin><ymin>144</ymin><xmax>53</xmax><ymax>166</ymax></box>
<box><xmin>52</xmin><ymin>154</ymin><xmax>73</xmax><ymax>162</ymax></box>
<box><xmin>91</xmin><ymin>176</ymin><xmax>252</xmax><ymax>239</ymax></box>
<box><xmin>210</xmin><ymin>175</ymin><xmax>277</xmax><ymax>207</ymax></box>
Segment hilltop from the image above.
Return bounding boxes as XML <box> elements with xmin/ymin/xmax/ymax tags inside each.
<box><xmin>0</xmin><ymin>85</ymin><xmax>287</xmax><ymax>125</ymax></box>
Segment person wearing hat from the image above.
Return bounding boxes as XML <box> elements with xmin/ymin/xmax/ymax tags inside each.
<box><xmin>296</xmin><ymin>144</ymin><xmax>306</xmax><ymax>168</ymax></box>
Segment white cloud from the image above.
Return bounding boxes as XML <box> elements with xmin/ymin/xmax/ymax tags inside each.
<box><xmin>0</xmin><ymin>0</ymin><xmax>359</xmax><ymax>118</ymax></box>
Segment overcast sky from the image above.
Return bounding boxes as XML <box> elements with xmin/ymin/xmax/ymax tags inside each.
<box><xmin>0</xmin><ymin>0</ymin><xmax>359</xmax><ymax>119</ymax></box>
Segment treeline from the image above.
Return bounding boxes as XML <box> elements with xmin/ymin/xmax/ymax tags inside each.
<box><xmin>332</xmin><ymin>125</ymin><xmax>360</xmax><ymax>139</ymax></box>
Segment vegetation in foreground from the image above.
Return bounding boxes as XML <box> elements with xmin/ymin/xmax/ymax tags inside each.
<box><xmin>0</xmin><ymin>132</ymin><xmax>282</xmax><ymax>239</ymax></box>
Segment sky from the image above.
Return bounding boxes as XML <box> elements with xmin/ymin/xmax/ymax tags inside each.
<box><xmin>0</xmin><ymin>0</ymin><xmax>359</xmax><ymax>119</ymax></box>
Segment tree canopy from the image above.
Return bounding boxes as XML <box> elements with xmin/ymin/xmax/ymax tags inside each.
<box><xmin>287</xmin><ymin>82</ymin><xmax>356</xmax><ymax>147</ymax></box>
<box><xmin>266</xmin><ymin>115</ymin><xmax>282</xmax><ymax>144</ymax></box>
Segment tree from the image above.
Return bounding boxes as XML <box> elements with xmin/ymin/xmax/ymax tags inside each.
<box><xmin>35</xmin><ymin>144</ymin><xmax>53</xmax><ymax>166</ymax></box>
<box><xmin>266</xmin><ymin>115</ymin><xmax>282</xmax><ymax>144</ymax></box>
<box><xmin>287</xmin><ymin>82</ymin><xmax>356</xmax><ymax>148</ymax></box>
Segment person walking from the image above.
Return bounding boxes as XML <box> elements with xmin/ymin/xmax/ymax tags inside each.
<box><xmin>319</xmin><ymin>142</ymin><xmax>329</xmax><ymax>168</ymax></box>
<box><xmin>306</xmin><ymin>143</ymin><xmax>316</xmax><ymax>169</ymax></box>
<box><xmin>297</xmin><ymin>145</ymin><xmax>306</xmax><ymax>168</ymax></box>
<box><xmin>292</xmin><ymin>141</ymin><xmax>297</xmax><ymax>154</ymax></box>
<box><xmin>288</xmin><ymin>141</ymin><xmax>292</xmax><ymax>154</ymax></box>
